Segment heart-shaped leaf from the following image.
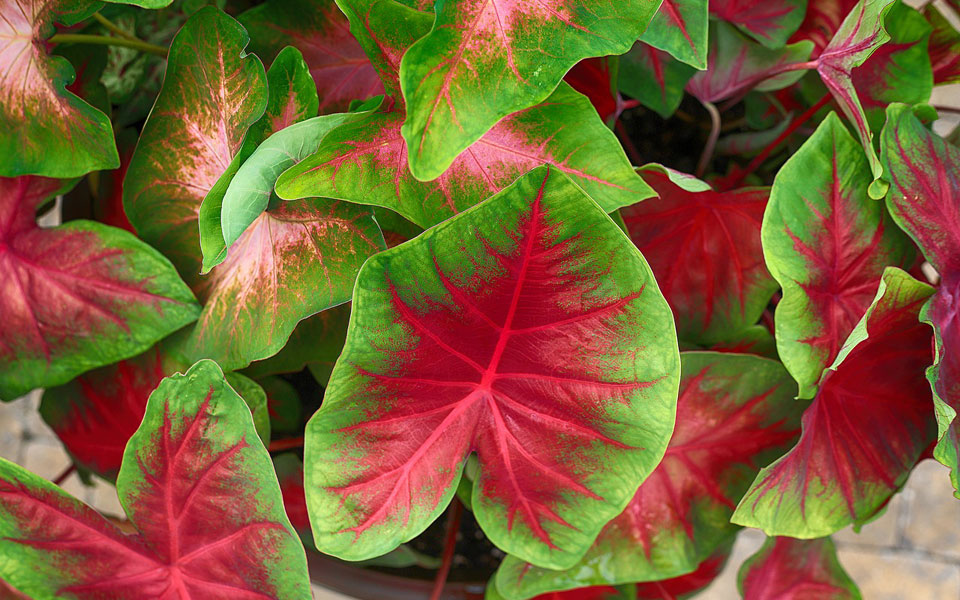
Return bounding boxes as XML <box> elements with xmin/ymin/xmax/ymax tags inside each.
<box><xmin>0</xmin><ymin>0</ymin><xmax>118</xmax><ymax>177</ymax></box>
<box><xmin>926</xmin><ymin>5</ymin><xmax>960</xmax><ymax>85</ymax></box>
<box><xmin>686</xmin><ymin>22</ymin><xmax>813</xmax><ymax>103</ymax></box>
<box><xmin>882</xmin><ymin>103</ymin><xmax>960</xmax><ymax>496</ymax></box>
<box><xmin>493</xmin><ymin>352</ymin><xmax>802</xmax><ymax>599</ymax></box>
<box><xmin>0</xmin><ymin>176</ymin><xmax>200</xmax><ymax>401</ymax></box>
<box><xmin>239</xmin><ymin>0</ymin><xmax>384</xmax><ymax>113</ymax></box>
<box><xmin>709</xmin><ymin>0</ymin><xmax>808</xmax><ymax>49</ymax></box>
<box><xmin>618</xmin><ymin>43</ymin><xmax>697</xmax><ymax>119</ymax></box>
<box><xmin>0</xmin><ymin>360</ymin><xmax>310</xmax><ymax>599</ymax></box>
<box><xmin>303</xmin><ymin>166</ymin><xmax>679</xmax><ymax>569</ymax></box>
<box><xmin>738</xmin><ymin>537</ymin><xmax>861</xmax><ymax>599</ymax></box>
<box><xmin>123</xmin><ymin>6</ymin><xmax>268</xmax><ymax>288</ymax></box>
<box><xmin>40</xmin><ymin>346</ymin><xmax>271</xmax><ymax>480</ymax></box>
<box><xmin>621</xmin><ymin>165</ymin><xmax>778</xmax><ymax>345</ymax></box>
<box><xmin>732</xmin><ymin>267</ymin><xmax>936</xmax><ymax>537</ymax></box>
<box><xmin>639</xmin><ymin>0</ymin><xmax>709</xmax><ymax>69</ymax></box>
<box><xmin>398</xmin><ymin>0</ymin><xmax>662</xmax><ymax>180</ymax></box>
<box><xmin>763</xmin><ymin>112</ymin><xmax>914</xmax><ymax>399</ymax></box>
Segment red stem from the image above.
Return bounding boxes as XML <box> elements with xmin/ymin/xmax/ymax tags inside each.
<box><xmin>717</xmin><ymin>93</ymin><xmax>831</xmax><ymax>191</ymax></box>
<box><xmin>52</xmin><ymin>464</ymin><xmax>76</xmax><ymax>486</ymax></box>
<box><xmin>428</xmin><ymin>498</ymin><xmax>463</xmax><ymax>600</ymax></box>
<box><xmin>267</xmin><ymin>437</ymin><xmax>304</xmax><ymax>452</ymax></box>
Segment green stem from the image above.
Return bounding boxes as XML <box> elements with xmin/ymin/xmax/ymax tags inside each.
<box><xmin>92</xmin><ymin>12</ymin><xmax>139</xmax><ymax>42</ymax></box>
<box><xmin>47</xmin><ymin>33</ymin><xmax>167</xmax><ymax>58</ymax></box>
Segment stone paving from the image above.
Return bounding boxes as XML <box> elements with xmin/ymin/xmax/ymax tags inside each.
<box><xmin>2</xmin><ymin>390</ymin><xmax>959</xmax><ymax>599</ymax></box>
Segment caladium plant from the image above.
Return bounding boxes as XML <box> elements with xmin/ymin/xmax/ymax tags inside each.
<box><xmin>1</xmin><ymin>0</ymin><xmax>957</xmax><ymax>598</ymax></box>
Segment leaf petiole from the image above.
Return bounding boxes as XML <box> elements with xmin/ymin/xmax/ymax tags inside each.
<box><xmin>47</xmin><ymin>33</ymin><xmax>168</xmax><ymax>58</ymax></box>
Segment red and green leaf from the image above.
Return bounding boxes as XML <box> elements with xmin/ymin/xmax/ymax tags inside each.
<box><xmin>0</xmin><ymin>176</ymin><xmax>200</xmax><ymax>401</ymax></box>
<box><xmin>621</xmin><ymin>165</ymin><xmax>778</xmax><ymax>345</ymax></box>
<box><xmin>40</xmin><ymin>346</ymin><xmax>271</xmax><ymax>480</ymax></box>
<box><xmin>397</xmin><ymin>0</ymin><xmax>662</xmax><ymax>180</ymax></box>
<box><xmin>493</xmin><ymin>352</ymin><xmax>802</xmax><ymax>598</ymax></box>
<box><xmin>762</xmin><ymin>112</ymin><xmax>914</xmax><ymax>399</ymax></box>
<box><xmin>789</xmin><ymin>0</ymin><xmax>859</xmax><ymax>54</ymax></box>
<box><xmin>618</xmin><ymin>43</ymin><xmax>697</xmax><ymax>119</ymax></box>
<box><xmin>709</xmin><ymin>0</ymin><xmax>807</xmax><ymax>49</ymax></box>
<box><xmin>925</xmin><ymin>5</ymin><xmax>960</xmax><ymax>85</ymax></box>
<box><xmin>238</xmin><ymin>0</ymin><xmax>383</xmax><ymax>113</ymax></box>
<box><xmin>274</xmin><ymin>452</ymin><xmax>312</xmax><ymax>542</ymax></box>
<box><xmin>242</xmin><ymin>304</ymin><xmax>351</xmax><ymax>381</ymax></box>
<box><xmin>639</xmin><ymin>0</ymin><xmax>709</xmax><ymax>69</ymax></box>
<box><xmin>634</xmin><ymin>543</ymin><xmax>732</xmax><ymax>600</ymax></box>
<box><xmin>739</xmin><ymin>537</ymin><xmax>861</xmax><ymax>599</ymax></box>
<box><xmin>563</xmin><ymin>57</ymin><xmax>621</xmax><ymax>123</ymax></box>
<box><xmin>277</xmin><ymin>82</ymin><xmax>654</xmax><ymax>228</ymax></box>
<box><xmin>686</xmin><ymin>22</ymin><xmax>813</xmax><ymax>103</ymax></box>
<box><xmin>0</xmin><ymin>360</ymin><xmax>310</xmax><ymax>599</ymax></box>
<box><xmin>732</xmin><ymin>267</ymin><xmax>936</xmax><ymax>537</ymax></box>
<box><xmin>922</xmin><ymin>277</ymin><xmax>960</xmax><ymax>498</ymax></box>
<box><xmin>123</xmin><ymin>6</ymin><xmax>268</xmax><ymax>288</ymax></box>
<box><xmin>303</xmin><ymin>166</ymin><xmax>680</xmax><ymax>569</ymax></box>
<box><xmin>0</xmin><ymin>0</ymin><xmax>118</xmax><ymax>177</ymax></box>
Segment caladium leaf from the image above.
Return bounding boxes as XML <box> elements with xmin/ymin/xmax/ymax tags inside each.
<box><xmin>815</xmin><ymin>0</ymin><xmax>897</xmax><ymax>190</ymax></box>
<box><xmin>198</xmin><ymin>45</ymin><xmax>322</xmax><ymax>272</ymax></box>
<box><xmin>849</xmin><ymin>2</ymin><xmax>932</xmax><ymax>131</ymax></box>
<box><xmin>123</xmin><ymin>6</ymin><xmax>268</xmax><ymax>288</ymax></box>
<box><xmin>926</xmin><ymin>5</ymin><xmax>960</xmax><ymax>85</ymax></box>
<box><xmin>739</xmin><ymin>537</ymin><xmax>861</xmax><ymax>599</ymax></box>
<box><xmin>0</xmin><ymin>0</ymin><xmax>118</xmax><ymax>178</ymax></box>
<box><xmin>732</xmin><ymin>267</ymin><xmax>936</xmax><ymax>538</ymax></box>
<box><xmin>763</xmin><ymin>112</ymin><xmax>914</xmax><ymax>399</ymax></box>
<box><xmin>618</xmin><ymin>43</ymin><xmax>697</xmax><ymax>119</ymax></box>
<box><xmin>242</xmin><ymin>304</ymin><xmax>351</xmax><ymax>380</ymax></box>
<box><xmin>686</xmin><ymin>22</ymin><xmax>814</xmax><ymax>103</ymax></box>
<box><xmin>40</xmin><ymin>347</ymin><xmax>271</xmax><ymax>480</ymax></box>
<box><xmin>493</xmin><ymin>352</ymin><xmax>802</xmax><ymax>599</ymax></box>
<box><xmin>790</xmin><ymin>0</ymin><xmax>858</xmax><ymax>54</ymax></box>
<box><xmin>881</xmin><ymin>103</ymin><xmax>960</xmax><ymax>496</ymax></box>
<box><xmin>397</xmin><ymin>0</ymin><xmax>662</xmax><ymax>180</ymax></box>
<box><xmin>563</xmin><ymin>57</ymin><xmax>621</xmax><ymax>123</ymax></box>
<box><xmin>621</xmin><ymin>165</ymin><xmax>778</xmax><ymax>345</ymax></box>
<box><xmin>0</xmin><ymin>360</ymin><xmax>310</xmax><ymax>599</ymax></box>
<box><xmin>638</xmin><ymin>0</ymin><xmax>709</xmax><ymax>69</ymax></box>
<box><xmin>0</xmin><ymin>176</ymin><xmax>200</xmax><ymax>401</ymax></box>
<box><xmin>274</xmin><ymin>453</ymin><xmax>312</xmax><ymax>541</ymax></box>
<box><xmin>277</xmin><ymin>82</ymin><xmax>654</xmax><ymax>229</ymax></box>
<box><xmin>303</xmin><ymin>166</ymin><xmax>679</xmax><ymax>569</ymax></box>
<box><xmin>238</xmin><ymin>0</ymin><xmax>383</xmax><ymax>113</ymax></box>
<box><xmin>710</xmin><ymin>0</ymin><xmax>807</xmax><ymax>49</ymax></box>
<box><xmin>485</xmin><ymin>586</ymin><xmax>628</xmax><ymax>600</ymax></box>
<box><xmin>634</xmin><ymin>542</ymin><xmax>732</xmax><ymax>600</ymax></box>
<box><xmin>93</xmin><ymin>128</ymin><xmax>137</xmax><ymax>234</ymax></box>
<box><xmin>260</xmin><ymin>376</ymin><xmax>303</xmax><ymax>436</ymax></box>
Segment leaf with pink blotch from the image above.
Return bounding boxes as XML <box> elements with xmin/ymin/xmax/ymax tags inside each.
<box><xmin>0</xmin><ymin>0</ymin><xmax>118</xmax><ymax>178</ymax></box>
<box><xmin>763</xmin><ymin>112</ymin><xmax>915</xmax><ymax>399</ymax></box>
<box><xmin>0</xmin><ymin>360</ymin><xmax>311</xmax><ymax>599</ymax></box>
<box><xmin>732</xmin><ymin>267</ymin><xmax>936</xmax><ymax>537</ymax></box>
<box><xmin>303</xmin><ymin>166</ymin><xmax>679</xmax><ymax>569</ymax></box>
<box><xmin>739</xmin><ymin>537</ymin><xmax>861</xmax><ymax>599</ymax></box>
<box><xmin>0</xmin><ymin>175</ymin><xmax>200</xmax><ymax>401</ymax></box>
<box><xmin>709</xmin><ymin>0</ymin><xmax>807</xmax><ymax>49</ymax></box>
<box><xmin>493</xmin><ymin>352</ymin><xmax>802</xmax><ymax>598</ymax></box>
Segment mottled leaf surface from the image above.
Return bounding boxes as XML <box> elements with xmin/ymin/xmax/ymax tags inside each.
<box><xmin>304</xmin><ymin>166</ymin><xmax>679</xmax><ymax>569</ymax></box>
<box><xmin>618</xmin><ymin>43</ymin><xmax>697</xmax><ymax>119</ymax></box>
<box><xmin>732</xmin><ymin>268</ymin><xmax>936</xmax><ymax>537</ymax></box>
<box><xmin>764</xmin><ymin>112</ymin><xmax>914</xmax><ymax>399</ymax></box>
<box><xmin>124</xmin><ymin>7</ymin><xmax>267</xmax><ymax>288</ymax></box>
<box><xmin>739</xmin><ymin>537</ymin><xmax>861</xmax><ymax>599</ymax></box>
<box><xmin>398</xmin><ymin>0</ymin><xmax>662</xmax><ymax>179</ymax></box>
<box><xmin>0</xmin><ymin>176</ymin><xmax>200</xmax><ymax>401</ymax></box>
<box><xmin>926</xmin><ymin>5</ymin><xmax>960</xmax><ymax>85</ymax></box>
<box><xmin>710</xmin><ymin>0</ymin><xmax>807</xmax><ymax>48</ymax></box>
<box><xmin>494</xmin><ymin>352</ymin><xmax>801</xmax><ymax>599</ymax></box>
<box><xmin>622</xmin><ymin>165</ymin><xmax>777</xmax><ymax>345</ymax></box>
<box><xmin>639</xmin><ymin>0</ymin><xmax>708</xmax><ymax>69</ymax></box>
<box><xmin>0</xmin><ymin>360</ymin><xmax>310</xmax><ymax>599</ymax></box>
<box><xmin>0</xmin><ymin>0</ymin><xmax>118</xmax><ymax>177</ymax></box>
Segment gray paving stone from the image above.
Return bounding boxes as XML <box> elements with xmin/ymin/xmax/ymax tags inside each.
<box><xmin>902</xmin><ymin>461</ymin><xmax>960</xmax><ymax>560</ymax></box>
<box><xmin>838</xmin><ymin>548</ymin><xmax>960</xmax><ymax>600</ymax></box>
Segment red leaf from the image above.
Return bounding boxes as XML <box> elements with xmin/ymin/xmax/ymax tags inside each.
<box><xmin>635</xmin><ymin>543</ymin><xmax>731</xmax><ymax>599</ymax></box>
<box><xmin>926</xmin><ymin>5</ymin><xmax>960</xmax><ymax>85</ymax></box>
<box><xmin>790</xmin><ymin>0</ymin><xmax>860</xmax><ymax>55</ymax></box>
<box><xmin>563</xmin><ymin>58</ymin><xmax>619</xmax><ymax>122</ymax></box>
<box><xmin>924</xmin><ymin>277</ymin><xmax>960</xmax><ymax>497</ymax></box>
<box><xmin>739</xmin><ymin>537</ymin><xmax>860</xmax><ymax>599</ymax></box>
<box><xmin>622</xmin><ymin>167</ymin><xmax>777</xmax><ymax>344</ymax></box>
<box><xmin>709</xmin><ymin>0</ymin><xmax>806</xmax><ymax>48</ymax></box>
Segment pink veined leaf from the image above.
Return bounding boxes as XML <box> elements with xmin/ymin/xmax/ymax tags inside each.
<box><xmin>732</xmin><ymin>267</ymin><xmax>937</xmax><ymax>538</ymax></box>
<box><xmin>303</xmin><ymin>167</ymin><xmax>679</xmax><ymax>570</ymax></box>
<box><xmin>739</xmin><ymin>537</ymin><xmax>860</xmax><ymax>599</ymax></box>
<box><xmin>639</xmin><ymin>0</ymin><xmax>709</xmax><ymax>69</ymax></box>
<box><xmin>709</xmin><ymin>0</ymin><xmax>807</xmax><ymax>49</ymax></box>
<box><xmin>634</xmin><ymin>542</ymin><xmax>733</xmax><ymax>600</ymax></box>
<box><xmin>238</xmin><ymin>0</ymin><xmax>384</xmax><ymax>112</ymax></box>
<box><xmin>123</xmin><ymin>7</ymin><xmax>267</xmax><ymax>289</ymax></box>
<box><xmin>789</xmin><ymin>0</ymin><xmax>859</xmax><ymax>55</ymax></box>
<box><xmin>0</xmin><ymin>0</ymin><xmax>119</xmax><ymax>177</ymax></box>
<box><xmin>621</xmin><ymin>165</ymin><xmax>778</xmax><ymax>345</ymax></box>
<box><xmin>922</xmin><ymin>276</ymin><xmax>960</xmax><ymax>498</ymax></box>
<box><xmin>0</xmin><ymin>360</ymin><xmax>311</xmax><ymax>599</ymax></box>
<box><xmin>493</xmin><ymin>352</ymin><xmax>803</xmax><ymax>599</ymax></box>
<box><xmin>925</xmin><ymin>5</ymin><xmax>960</xmax><ymax>85</ymax></box>
<box><xmin>0</xmin><ymin>175</ymin><xmax>200</xmax><ymax>401</ymax></box>
<box><xmin>618</xmin><ymin>42</ymin><xmax>697</xmax><ymax>119</ymax></box>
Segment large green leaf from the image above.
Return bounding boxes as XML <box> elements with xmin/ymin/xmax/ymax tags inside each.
<box><xmin>124</xmin><ymin>6</ymin><xmax>267</xmax><ymax>288</ymax></box>
<box><xmin>763</xmin><ymin>112</ymin><xmax>914</xmax><ymax>399</ymax></box>
<box><xmin>303</xmin><ymin>166</ymin><xmax>679</xmax><ymax>569</ymax></box>
<box><xmin>398</xmin><ymin>0</ymin><xmax>662</xmax><ymax>180</ymax></box>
